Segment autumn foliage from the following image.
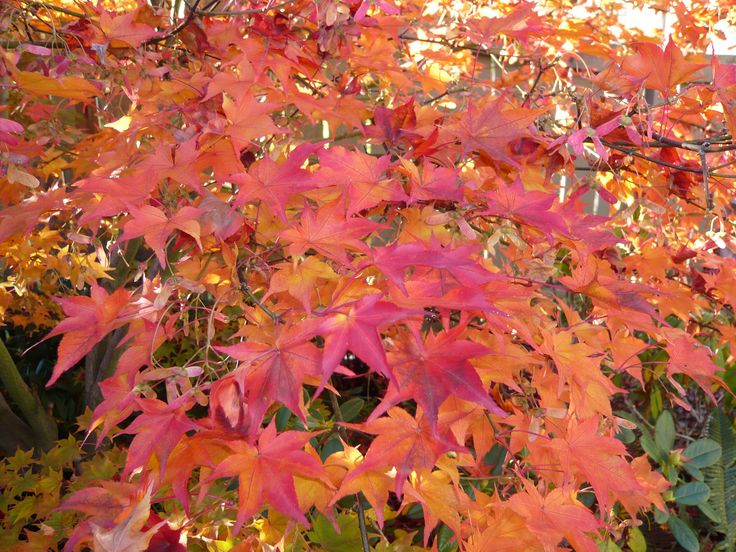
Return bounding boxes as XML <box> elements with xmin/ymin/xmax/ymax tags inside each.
<box><xmin>2</xmin><ymin>0</ymin><xmax>736</xmax><ymax>550</ymax></box>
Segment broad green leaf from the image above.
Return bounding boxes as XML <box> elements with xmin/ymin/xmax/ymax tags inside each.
<box><xmin>275</xmin><ymin>407</ymin><xmax>292</xmax><ymax>431</ymax></box>
<box><xmin>683</xmin><ymin>462</ymin><xmax>704</xmax><ymax>481</ymax></box>
<box><xmin>683</xmin><ymin>438</ymin><xmax>722</xmax><ymax>469</ymax></box>
<box><xmin>698</xmin><ymin>501</ymin><xmax>721</xmax><ymax>524</ymax></box>
<box><xmin>340</xmin><ymin>398</ymin><xmax>365</xmax><ymax>422</ymax></box>
<box><xmin>640</xmin><ymin>431</ymin><xmax>666</xmax><ymax>464</ymax></box>
<box><xmin>673</xmin><ymin>481</ymin><xmax>710</xmax><ymax>505</ymax></box>
<box><xmin>653</xmin><ymin>507</ymin><xmax>670</xmax><ymax>524</ymax></box>
<box><xmin>667</xmin><ymin>516</ymin><xmax>699</xmax><ymax>552</ymax></box>
<box><xmin>627</xmin><ymin>526</ymin><xmax>647</xmax><ymax>552</ymax></box>
<box><xmin>655</xmin><ymin>411</ymin><xmax>675</xmax><ymax>453</ymax></box>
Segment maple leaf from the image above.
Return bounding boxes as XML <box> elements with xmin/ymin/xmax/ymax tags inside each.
<box><xmin>385</xmin><ymin>274</ymin><xmax>497</xmax><ymax>314</ymax></box>
<box><xmin>42</xmin><ymin>284</ymin><xmax>132</xmax><ymax>387</ymax></box>
<box><xmin>121</xmin><ymin>396</ymin><xmax>199</xmax><ymax>479</ymax></box>
<box><xmin>665</xmin><ymin>333</ymin><xmax>722</xmax><ymax>402</ymax></box>
<box><xmin>464</xmin><ymin>507</ymin><xmax>544</xmax><ymax>552</ymax></box>
<box><xmin>317</xmin><ymin>293</ymin><xmax>409</xmax><ymax>388</ymax></box>
<box><xmin>209</xmin><ymin>421</ymin><xmax>330</xmax><ymax>530</ymax></box>
<box><xmin>214</xmin><ymin>321</ymin><xmax>321</xmax><ymax>423</ymax></box>
<box><xmin>90</xmin><ymin>483</ymin><xmax>165</xmax><ymax>552</ymax></box>
<box><xmin>263</xmin><ymin>256</ymin><xmax>338</xmax><ymax>313</ymax></box>
<box><xmin>119</xmin><ymin>205</ymin><xmax>202</xmax><ymax>268</ymax></box>
<box><xmin>137</xmin><ymin>138</ymin><xmax>204</xmax><ymax>194</ymax></box>
<box><xmin>482</xmin><ymin>179</ymin><xmax>568</xmax><ymax>243</ymax></box>
<box><xmin>74</xmin><ymin>176</ymin><xmax>155</xmax><ymax>226</ymax></box>
<box><xmin>712</xmin><ymin>56</ymin><xmax>736</xmax><ymax>137</ymax></box>
<box><xmin>0</xmin><ymin>189</ymin><xmax>65</xmax><ymax>243</ymax></box>
<box><xmin>316</xmin><ymin>146</ymin><xmax>407</xmax><ymax>216</ymax></box>
<box><xmin>547</xmin><ymin>416</ymin><xmax>644</xmax><ymax>514</ymax></box>
<box><xmin>454</xmin><ymin>99</ymin><xmax>545</xmax><ymax>165</ymax></box>
<box><xmin>371</xmin><ymin>325</ymin><xmax>507</xmax><ymax>432</ymax></box>
<box><xmin>507</xmin><ymin>482</ymin><xmax>601</xmax><ymax>552</ymax></box>
<box><xmin>231</xmin><ymin>143</ymin><xmax>320</xmax><ymax>222</ymax></box>
<box><xmin>342</xmin><ymin>407</ymin><xmax>459</xmax><ymax>496</ymax></box>
<box><xmin>196</xmin><ymin>193</ymin><xmax>246</xmax><ymax>242</ymax></box>
<box><xmin>620</xmin><ymin>38</ymin><xmax>705</xmax><ymax>94</ymax></box>
<box><xmin>89</xmin><ymin>367</ymin><xmax>142</xmax><ymax>445</ymax></box>
<box><xmin>404</xmin><ymin>469</ymin><xmax>465</xmax><ymax>546</ymax></box>
<box><xmin>218</xmin><ymin>93</ymin><xmax>282</xmax><ymax>154</ymax></box>
<box><xmin>617</xmin><ymin>455</ymin><xmax>670</xmax><ymax>516</ymax></box>
<box><xmin>466</xmin><ymin>2</ymin><xmax>549</xmax><ymax>45</ymax></box>
<box><xmin>279</xmin><ymin>201</ymin><xmax>379</xmax><ymax>266</ymax></box>
<box><xmin>99</xmin><ymin>11</ymin><xmax>160</xmax><ymax>48</ymax></box>
<box><xmin>11</xmin><ymin>69</ymin><xmax>99</xmax><ymax>100</ymax></box>
<box><xmin>59</xmin><ymin>481</ymin><xmax>157</xmax><ymax>552</ymax></box>
<box><xmin>330</xmin><ymin>464</ymin><xmax>395</xmax><ymax>527</ymax></box>
<box><xmin>539</xmin><ymin>329</ymin><xmax>620</xmax><ymax>418</ymax></box>
<box><xmin>364</xmin><ymin>98</ymin><xmax>421</xmax><ymax>145</ymax></box>
<box><xmin>558</xmin><ymin>255</ymin><xmax>662</xmax><ymax>322</ymax></box>
<box><xmin>370</xmin><ymin>240</ymin><xmax>498</xmax><ymax>295</ymax></box>
<box><xmin>400</xmin><ymin>158</ymin><xmax>462</xmax><ymax>204</ymax></box>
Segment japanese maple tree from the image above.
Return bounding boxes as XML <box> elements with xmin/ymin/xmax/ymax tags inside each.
<box><xmin>1</xmin><ymin>0</ymin><xmax>736</xmax><ymax>550</ymax></box>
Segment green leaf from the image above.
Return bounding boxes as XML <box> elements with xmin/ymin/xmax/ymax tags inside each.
<box><xmin>640</xmin><ymin>431</ymin><xmax>666</xmax><ymax>464</ymax></box>
<box><xmin>627</xmin><ymin>526</ymin><xmax>647</xmax><ymax>552</ymax></box>
<box><xmin>703</xmin><ymin>407</ymin><xmax>736</xmax><ymax>550</ymax></box>
<box><xmin>653</xmin><ymin>507</ymin><xmax>670</xmax><ymax>524</ymax></box>
<box><xmin>698</xmin><ymin>501</ymin><xmax>721</xmax><ymax>524</ymax></box>
<box><xmin>275</xmin><ymin>407</ymin><xmax>292</xmax><ymax>432</ymax></box>
<box><xmin>674</xmin><ymin>481</ymin><xmax>710</xmax><ymax>505</ymax></box>
<box><xmin>307</xmin><ymin>513</ymin><xmax>363</xmax><ymax>552</ymax></box>
<box><xmin>683</xmin><ymin>438</ymin><xmax>722</xmax><ymax>469</ymax></box>
<box><xmin>339</xmin><ymin>398</ymin><xmax>365</xmax><ymax>422</ymax></box>
<box><xmin>667</xmin><ymin>516</ymin><xmax>699</xmax><ymax>552</ymax></box>
<box><xmin>436</xmin><ymin>524</ymin><xmax>458</xmax><ymax>552</ymax></box>
<box><xmin>597</xmin><ymin>539</ymin><xmax>623</xmax><ymax>551</ymax></box>
<box><xmin>655</xmin><ymin>411</ymin><xmax>676</xmax><ymax>453</ymax></box>
<box><xmin>683</xmin><ymin>462</ymin><xmax>704</xmax><ymax>481</ymax></box>
<box><xmin>615</xmin><ymin>426</ymin><xmax>636</xmax><ymax>444</ymax></box>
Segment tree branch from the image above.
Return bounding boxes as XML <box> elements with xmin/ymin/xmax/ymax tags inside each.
<box><xmin>0</xmin><ymin>336</ymin><xmax>57</xmax><ymax>451</ymax></box>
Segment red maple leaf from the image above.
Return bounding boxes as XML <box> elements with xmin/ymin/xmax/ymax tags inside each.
<box><xmin>121</xmin><ymin>396</ymin><xmax>200</xmax><ymax>479</ymax></box>
<box><xmin>482</xmin><ymin>179</ymin><xmax>569</xmax><ymax>242</ymax></box>
<box><xmin>279</xmin><ymin>200</ymin><xmax>379</xmax><ymax>266</ymax></box>
<box><xmin>371</xmin><ymin>325</ymin><xmax>507</xmax><ymax>432</ymax></box>
<box><xmin>43</xmin><ymin>283</ymin><xmax>133</xmax><ymax>387</ymax></box>
<box><xmin>317</xmin><ymin>293</ymin><xmax>410</xmax><ymax>387</ymax></box>
<box><xmin>231</xmin><ymin>143</ymin><xmax>320</xmax><ymax>222</ymax></box>
<box><xmin>214</xmin><ymin>321</ymin><xmax>321</xmax><ymax>423</ymax></box>
<box><xmin>317</xmin><ymin>146</ymin><xmax>407</xmax><ymax>216</ymax></box>
<box><xmin>209</xmin><ymin>421</ymin><xmax>330</xmax><ymax>530</ymax></box>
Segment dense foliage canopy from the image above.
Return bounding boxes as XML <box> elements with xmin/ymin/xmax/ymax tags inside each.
<box><xmin>2</xmin><ymin>0</ymin><xmax>736</xmax><ymax>550</ymax></box>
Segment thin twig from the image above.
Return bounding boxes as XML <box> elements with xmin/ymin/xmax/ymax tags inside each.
<box><xmin>21</xmin><ymin>1</ymin><xmax>85</xmax><ymax>18</ymax></box>
<box><xmin>236</xmin><ymin>265</ymin><xmax>281</xmax><ymax>322</ymax></box>
<box><xmin>145</xmin><ymin>0</ymin><xmax>202</xmax><ymax>45</ymax></box>
<box><xmin>700</xmin><ymin>143</ymin><xmax>714</xmax><ymax>212</ymax></box>
<box><xmin>196</xmin><ymin>0</ymin><xmax>296</xmax><ymax>16</ymax></box>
